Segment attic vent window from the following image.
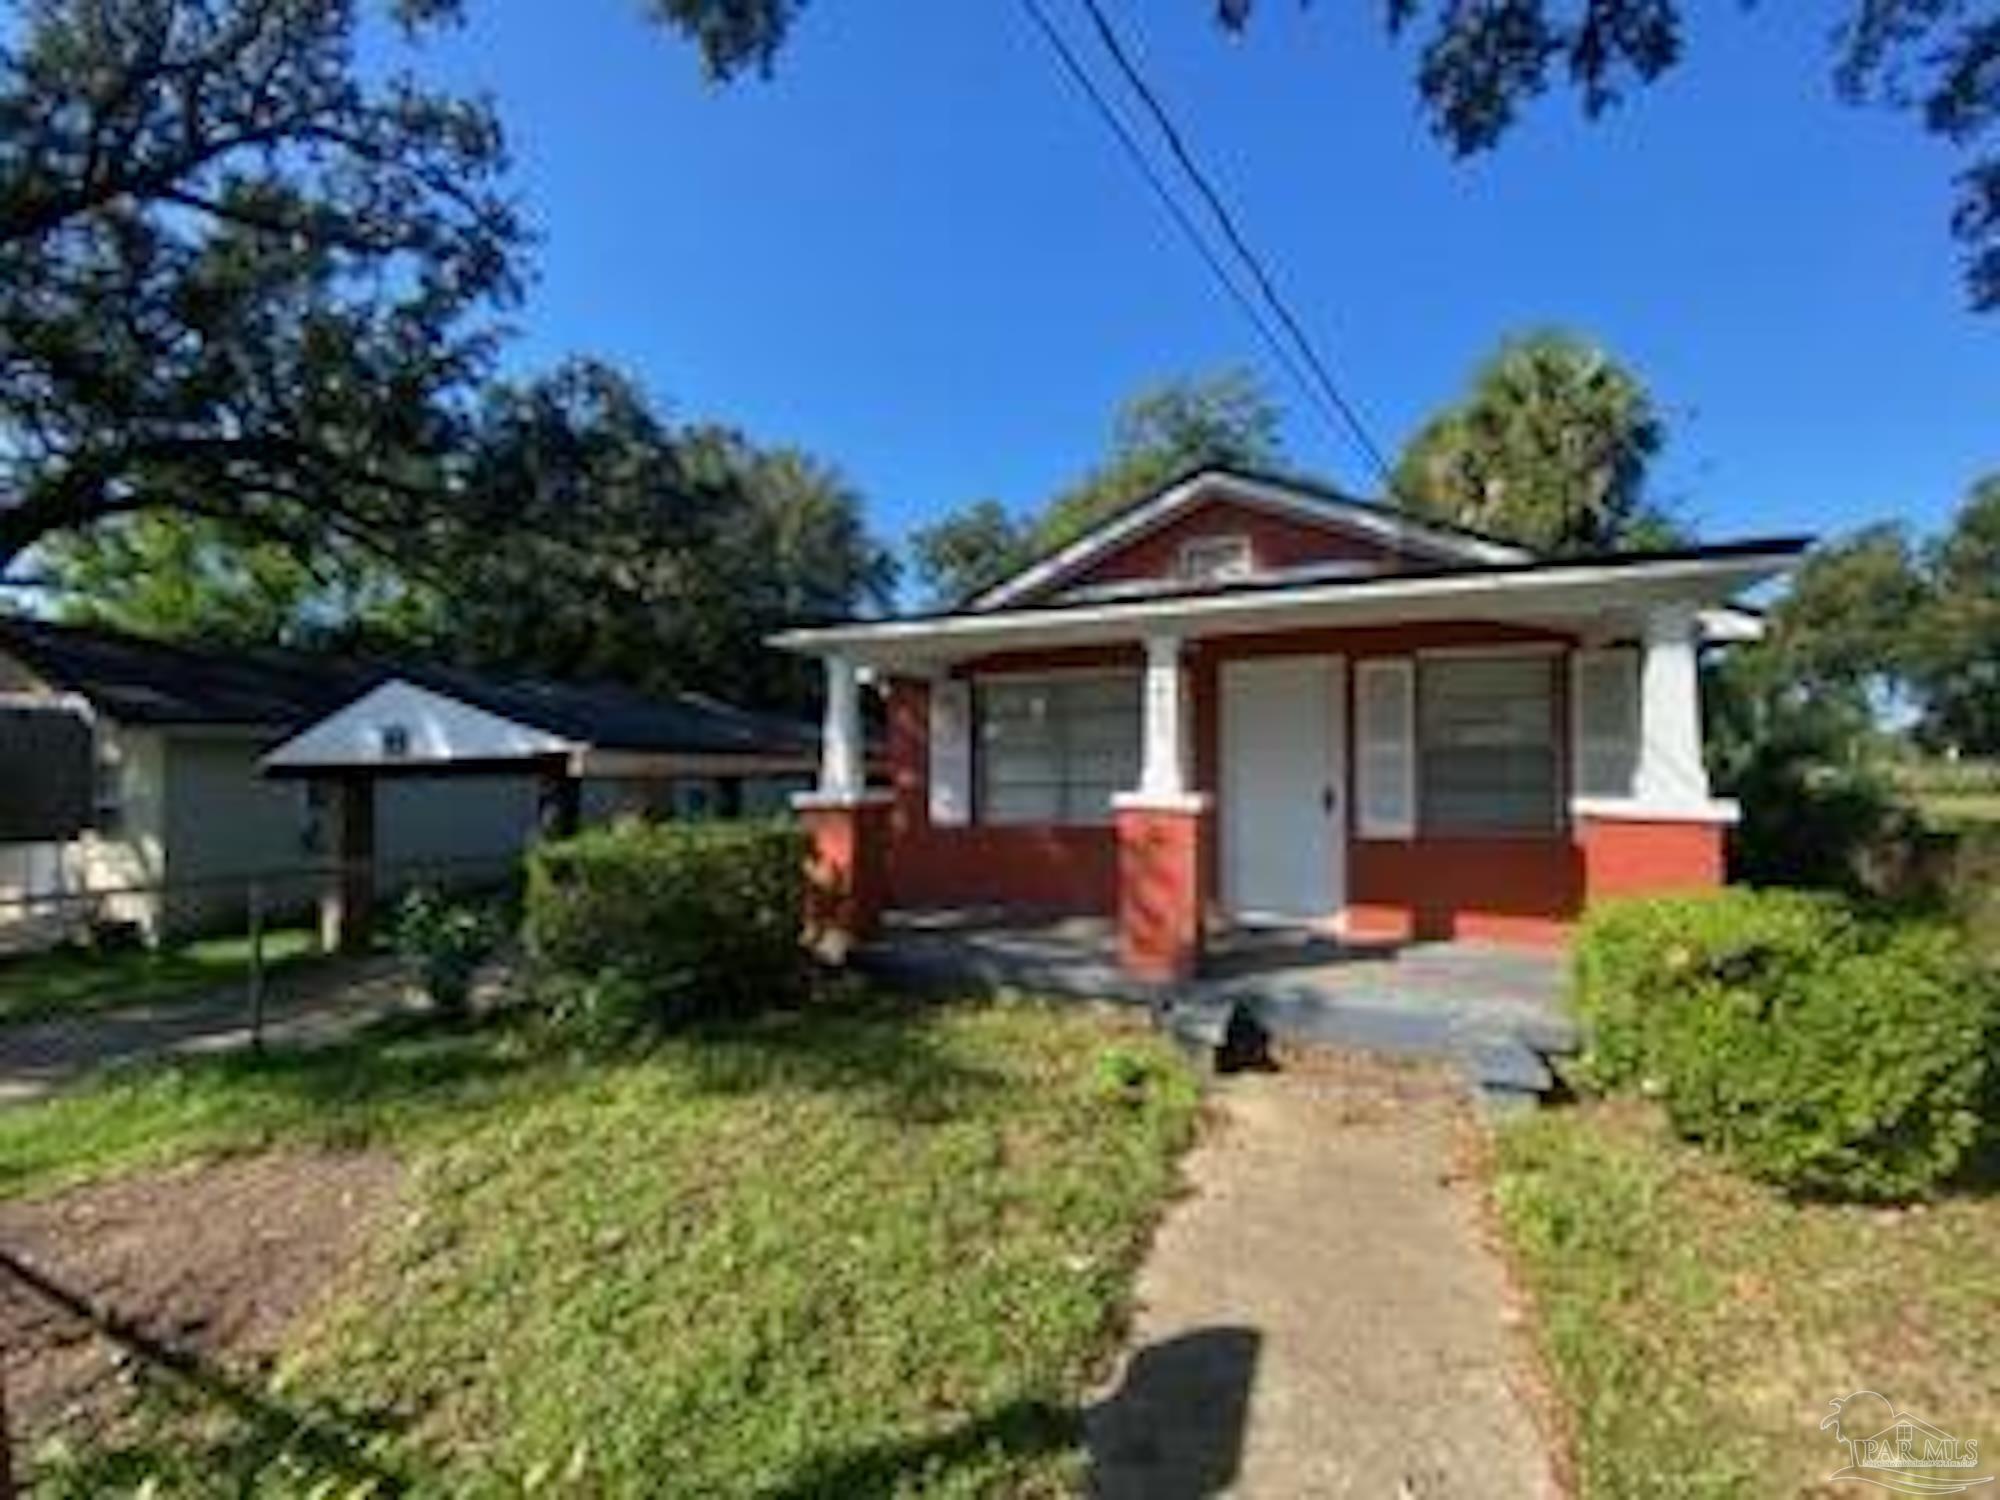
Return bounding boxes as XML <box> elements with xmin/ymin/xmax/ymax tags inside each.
<box><xmin>377</xmin><ymin>723</ymin><xmax>411</xmax><ymax>759</ymax></box>
<box><xmin>1177</xmin><ymin>535</ymin><xmax>1253</xmax><ymax>583</ymax></box>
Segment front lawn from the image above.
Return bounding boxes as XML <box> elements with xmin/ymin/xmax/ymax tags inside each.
<box><xmin>5</xmin><ymin>996</ymin><xmax>1199</xmax><ymax>1496</ymax></box>
<box><xmin>1494</xmin><ymin>1100</ymin><xmax>2000</xmax><ymax>1498</ymax></box>
<box><xmin>0</xmin><ymin>926</ymin><xmax>321</xmax><ymax>1026</ymax></box>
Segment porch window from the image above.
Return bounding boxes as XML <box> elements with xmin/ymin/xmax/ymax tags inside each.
<box><xmin>976</xmin><ymin>672</ymin><xmax>1141</xmax><ymax>825</ymax></box>
<box><xmin>1418</xmin><ymin>655</ymin><xmax>1560</xmax><ymax>834</ymax></box>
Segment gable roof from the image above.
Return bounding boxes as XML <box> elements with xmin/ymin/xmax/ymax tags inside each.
<box><xmin>0</xmin><ymin>617</ymin><xmax>817</xmax><ymax>758</ymax></box>
<box><xmin>965</xmin><ymin>465</ymin><xmax>1532</xmax><ymax>612</ymax></box>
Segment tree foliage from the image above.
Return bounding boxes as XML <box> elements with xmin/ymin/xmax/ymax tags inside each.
<box><xmin>428</xmin><ymin>361</ymin><xmax>895</xmax><ymax>712</ymax></box>
<box><xmin>1911</xmin><ymin>474</ymin><xmax>2000</xmax><ymax>752</ymax></box>
<box><xmin>0</xmin><ymin>0</ymin><xmax>522</xmax><ymax>572</ymax></box>
<box><xmin>1713</xmin><ymin>472</ymin><xmax>2000</xmax><ymax>766</ymax></box>
<box><xmin>909</xmin><ymin>366</ymin><xmax>1285</xmax><ymax>605</ymax></box>
<box><xmin>1392</xmin><ymin>331</ymin><xmax>1674</xmax><ymax>554</ymax></box>
<box><xmin>644</xmin><ymin>0</ymin><xmax>2000</xmax><ymax>309</ymax></box>
<box><xmin>28</xmin><ymin>360</ymin><xmax>897</xmax><ymax>712</ymax></box>
<box><xmin>38</xmin><ymin>513</ymin><xmax>440</xmax><ymax>650</ymax></box>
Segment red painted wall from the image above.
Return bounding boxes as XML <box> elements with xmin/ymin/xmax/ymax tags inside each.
<box><xmin>884</xmin><ymin>678</ymin><xmax>1118</xmax><ymax>913</ymax></box>
<box><xmin>1064</xmin><ymin>494</ymin><xmax>1404</xmax><ymax>590</ymax></box>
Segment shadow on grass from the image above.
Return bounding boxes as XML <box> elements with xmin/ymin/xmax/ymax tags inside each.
<box><xmin>4</xmin><ymin>1247</ymin><xmax>421</xmax><ymax>1496</ymax></box>
<box><xmin>760</xmin><ymin>1326</ymin><xmax>1260</xmax><ymax>1500</ymax></box>
<box><xmin>674</xmin><ymin>994</ymin><xmax>1007</xmax><ymax>1124</ymax></box>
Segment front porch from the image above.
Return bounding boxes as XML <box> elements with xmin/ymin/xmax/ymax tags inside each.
<box><xmin>857</xmin><ymin>909</ymin><xmax>1577</xmax><ymax>1101</ymax></box>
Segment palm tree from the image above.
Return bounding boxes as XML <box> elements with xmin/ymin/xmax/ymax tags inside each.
<box><xmin>1393</xmin><ymin>331</ymin><xmax>1676</xmax><ymax>555</ymax></box>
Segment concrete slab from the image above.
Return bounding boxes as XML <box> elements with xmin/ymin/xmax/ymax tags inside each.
<box><xmin>858</xmin><ymin>911</ymin><xmax>1578</xmax><ymax>1098</ymax></box>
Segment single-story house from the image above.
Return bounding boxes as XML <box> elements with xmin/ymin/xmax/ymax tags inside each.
<box><xmin>0</xmin><ymin>618</ymin><xmax>822</xmax><ymax>946</ymax></box>
<box><xmin>774</xmin><ymin>466</ymin><xmax>1806</xmax><ymax>980</ymax></box>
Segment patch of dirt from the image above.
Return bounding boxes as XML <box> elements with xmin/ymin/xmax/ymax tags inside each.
<box><xmin>0</xmin><ymin>1150</ymin><xmax>401</xmax><ymax>1442</ymax></box>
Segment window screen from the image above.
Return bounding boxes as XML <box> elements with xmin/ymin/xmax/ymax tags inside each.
<box><xmin>1418</xmin><ymin>656</ymin><xmax>1560</xmax><ymax>834</ymax></box>
<box><xmin>977</xmin><ymin>673</ymin><xmax>1141</xmax><ymax>825</ymax></box>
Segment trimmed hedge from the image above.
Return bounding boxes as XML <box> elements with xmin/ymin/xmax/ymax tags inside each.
<box><xmin>1570</xmin><ymin>888</ymin><xmax>1999</xmax><ymax>1200</ymax></box>
<box><xmin>524</xmin><ymin>819</ymin><xmax>811</xmax><ymax>1042</ymax></box>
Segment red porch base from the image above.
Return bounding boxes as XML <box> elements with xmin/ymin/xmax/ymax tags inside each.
<box><xmin>1114</xmin><ymin>797</ymin><xmax>1210</xmax><ymax>983</ymax></box>
<box><xmin>1579</xmin><ymin>814</ymin><xmax>1726</xmax><ymax>897</ymax></box>
<box><xmin>796</xmin><ymin>793</ymin><xmax>893</xmax><ymax>959</ymax></box>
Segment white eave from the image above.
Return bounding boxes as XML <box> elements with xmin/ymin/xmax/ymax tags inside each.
<box><xmin>773</xmin><ymin>546</ymin><xmax>1803</xmax><ymax>670</ymax></box>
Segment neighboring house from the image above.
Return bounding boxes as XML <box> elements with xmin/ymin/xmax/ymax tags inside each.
<box><xmin>775</xmin><ymin>466</ymin><xmax>1805</xmax><ymax>980</ymax></box>
<box><xmin>0</xmin><ymin>619</ymin><xmax>820</xmax><ymax>944</ymax></box>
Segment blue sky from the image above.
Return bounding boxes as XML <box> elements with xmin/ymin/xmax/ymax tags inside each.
<box><xmin>418</xmin><ymin>1</ymin><xmax>1994</xmax><ymax>559</ymax></box>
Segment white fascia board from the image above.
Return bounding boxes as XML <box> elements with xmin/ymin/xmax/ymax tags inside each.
<box><xmin>261</xmin><ymin>677</ymin><xmax>577</xmax><ymax>771</ymax></box>
<box><xmin>1698</xmin><ymin>606</ymin><xmax>1765</xmax><ymax>644</ymax></box>
<box><xmin>966</xmin><ymin>472</ymin><xmax>1526</xmax><ymax>612</ymax></box>
<box><xmin>773</xmin><ymin>551</ymin><xmax>1801</xmax><ymax>668</ymax></box>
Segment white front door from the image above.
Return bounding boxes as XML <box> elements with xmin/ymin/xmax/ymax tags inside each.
<box><xmin>1220</xmin><ymin>655</ymin><xmax>1346</xmax><ymax>922</ymax></box>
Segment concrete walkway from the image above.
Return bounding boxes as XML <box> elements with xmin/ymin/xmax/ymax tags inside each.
<box><xmin>0</xmin><ymin>957</ymin><xmax>418</xmax><ymax>1104</ymax></box>
<box><xmin>1086</xmin><ymin>1050</ymin><xmax>1561</xmax><ymax>1499</ymax></box>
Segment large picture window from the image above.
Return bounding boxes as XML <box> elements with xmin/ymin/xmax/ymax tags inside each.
<box><xmin>977</xmin><ymin>672</ymin><xmax>1142</xmax><ymax>825</ymax></box>
<box><xmin>1418</xmin><ymin>655</ymin><xmax>1560</xmax><ymax>834</ymax></box>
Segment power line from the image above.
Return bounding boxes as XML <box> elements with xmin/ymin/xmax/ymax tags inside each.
<box><xmin>1073</xmin><ymin>0</ymin><xmax>1398</xmax><ymax>489</ymax></box>
<box><xmin>1011</xmin><ymin>0</ymin><xmax>1363</xmax><ymax>460</ymax></box>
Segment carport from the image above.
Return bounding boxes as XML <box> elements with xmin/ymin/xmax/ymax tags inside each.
<box><xmin>261</xmin><ymin>671</ymin><xmax>821</xmax><ymax>949</ymax></box>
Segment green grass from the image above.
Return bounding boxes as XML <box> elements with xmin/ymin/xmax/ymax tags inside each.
<box><xmin>0</xmin><ymin>927</ymin><xmax>322</xmax><ymax>1026</ymax></box>
<box><xmin>1915</xmin><ymin>791</ymin><xmax>2000</xmax><ymax>831</ymax></box>
<box><xmin>8</xmin><ymin>995</ymin><xmax>1200</xmax><ymax>1496</ymax></box>
<box><xmin>1494</xmin><ymin>1100</ymin><xmax>2000</xmax><ymax>1498</ymax></box>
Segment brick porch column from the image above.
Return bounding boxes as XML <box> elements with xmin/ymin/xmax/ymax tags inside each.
<box><xmin>1113</xmin><ymin>634</ymin><xmax>1210</xmax><ymax>983</ymax></box>
<box><xmin>796</xmin><ymin>792</ymin><xmax>893</xmax><ymax>960</ymax></box>
<box><xmin>794</xmin><ymin>652</ymin><xmax>892</xmax><ymax>960</ymax></box>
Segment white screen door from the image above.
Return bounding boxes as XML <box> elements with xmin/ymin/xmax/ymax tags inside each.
<box><xmin>1220</xmin><ymin>655</ymin><xmax>1346</xmax><ymax>922</ymax></box>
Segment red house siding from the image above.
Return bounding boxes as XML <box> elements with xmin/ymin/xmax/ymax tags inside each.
<box><xmin>1060</xmin><ymin>495</ymin><xmax>1407</xmax><ymax>591</ymax></box>
<box><xmin>884</xmin><ymin>677</ymin><xmax>1118</xmax><ymax>913</ymax></box>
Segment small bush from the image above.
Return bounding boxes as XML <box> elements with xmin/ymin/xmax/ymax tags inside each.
<box><xmin>392</xmin><ymin>887</ymin><xmax>508</xmax><ymax>1018</ymax></box>
<box><xmin>1571</xmin><ymin>888</ymin><xmax>2000</xmax><ymax>1199</ymax></box>
<box><xmin>523</xmin><ymin>819</ymin><xmax>810</xmax><ymax>1042</ymax></box>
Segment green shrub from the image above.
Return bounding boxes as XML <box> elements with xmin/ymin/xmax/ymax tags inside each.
<box><xmin>523</xmin><ymin>819</ymin><xmax>810</xmax><ymax>1041</ymax></box>
<box><xmin>392</xmin><ymin>886</ymin><xmax>507</xmax><ymax>1018</ymax></box>
<box><xmin>1571</xmin><ymin>889</ymin><xmax>2000</xmax><ymax>1199</ymax></box>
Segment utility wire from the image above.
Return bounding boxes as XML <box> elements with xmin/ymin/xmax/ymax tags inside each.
<box><xmin>1073</xmin><ymin>0</ymin><xmax>1399</xmax><ymax>488</ymax></box>
<box><xmin>1012</xmin><ymin>0</ymin><xmax>1362</xmax><ymax>459</ymax></box>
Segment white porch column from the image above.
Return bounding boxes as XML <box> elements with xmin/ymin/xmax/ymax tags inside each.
<box><xmin>818</xmin><ymin>652</ymin><xmax>865</xmax><ymax>800</ymax></box>
<box><xmin>1136</xmin><ymin>633</ymin><xmax>1191</xmax><ymax>801</ymax></box>
<box><xmin>1635</xmin><ymin>603</ymin><xmax>1713</xmax><ymax>811</ymax></box>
